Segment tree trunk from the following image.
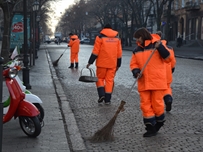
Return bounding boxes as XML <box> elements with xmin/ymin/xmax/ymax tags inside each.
<box><xmin>1</xmin><ymin>4</ymin><xmax>14</xmax><ymax>63</ymax></box>
<box><xmin>165</xmin><ymin>0</ymin><xmax>173</xmax><ymax>42</ymax></box>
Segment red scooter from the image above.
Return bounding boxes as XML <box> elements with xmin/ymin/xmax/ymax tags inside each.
<box><xmin>3</xmin><ymin>65</ymin><xmax>41</xmax><ymax>137</ymax></box>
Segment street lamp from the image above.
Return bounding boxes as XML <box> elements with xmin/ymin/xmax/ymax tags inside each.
<box><xmin>32</xmin><ymin>1</ymin><xmax>39</xmax><ymax>11</ymax></box>
<box><xmin>23</xmin><ymin>0</ymin><xmax>31</xmax><ymax>89</ymax></box>
<box><xmin>32</xmin><ymin>1</ymin><xmax>39</xmax><ymax>60</ymax></box>
<box><xmin>36</xmin><ymin>15</ymin><xmax>40</xmax><ymax>22</ymax></box>
<box><xmin>36</xmin><ymin>15</ymin><xmax>40</xmax><ymax>52</ymax></box>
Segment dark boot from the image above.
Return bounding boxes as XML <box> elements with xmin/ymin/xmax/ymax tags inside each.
<box><xmin>97</xmin><ymin>87</ymin><xmax>105</xmax><ymax>103</ymax></box>
<box><xmin>68</xmin><ymin>63</ymin><xmax>74</xmax><ymax>68</ymax></box>
<box><xmin>75</xmin><ymin>63</ymin><xmax>78</xmax><ymax>68</ymax></box>
<box><xmin>105</xmin><ymin>93</ymin><xmax>111</xmax><ymax>105</ymax></box>
<box><xmin>155</xmin><ymin>114</ymin><xmax>165</xmax><ymax>132</ymax></box>
<box><xmin>155</xmin><ymin>120</ymin><xmax>165</xmax><ymax>132</ymax></box>
<box><xmin>164</xmin><ymin>95</ymin><xmax>173</xmax><ymax>112</ymax></box>
<box><xmin>143</xmin><ymin>124</ymin><xmax>157</xmax><ymax>137</ymax></box>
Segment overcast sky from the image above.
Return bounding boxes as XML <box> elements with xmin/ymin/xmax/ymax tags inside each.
<box><xmin>50</xmin><ymin>0</ymin><xmax>74</xmax><ymax>34</ymax></box>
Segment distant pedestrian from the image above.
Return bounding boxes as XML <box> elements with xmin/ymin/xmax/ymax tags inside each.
<box><xmin>86</xmin><ymin>23</ymin><xmax>122</xmax><ymax>105</ymax></box>
<box><xmin>55</xmin><ymin>37</ymin><xmax>61</xmax><ymax>45</ymax></box>
<box><xmin>130</xmin><ymin>27</ymin><xmax>172</xmax><ymax>137</ymax></box>
<box><xmin>176</xmin><ymin>36</ymin><xmax>182</xmax><ymax>47</ymax></box>
<box><xmin>67</xmin><ymin>34</ymin><xmax>80</xmax><ymax>68</ymax></box>
<box><xmin>156</xmin><ymin>31</ymin><xmax>176</xmax><ymax>112</ymax></box>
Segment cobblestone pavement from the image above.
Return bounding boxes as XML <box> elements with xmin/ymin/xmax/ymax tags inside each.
<box><xmin>46</xmin><ymin>43</ymin><xmax>203</xmax><ymax>152</ymax></box>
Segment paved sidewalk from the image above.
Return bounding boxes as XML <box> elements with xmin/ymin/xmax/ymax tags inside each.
<box><xmin>2</xmin><ymin>49</ymin><xmax>74</xmax><ymax>152</ymax></box>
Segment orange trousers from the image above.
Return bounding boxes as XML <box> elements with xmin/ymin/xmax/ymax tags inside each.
<box><xmin>139</xmin><ymin>90</ymin><xmax>165</xmax><ymax>118</ymax></box>
<box><xmin>70</xmin><ymin>52</ymin><xmax>78</xmax><ymax>63</ymax></box>
<box><xmin>164</xmin><ymin>83</ymin><xmax>172</xmax><ymax>96</ymax></box>
<box><xmin>96</xmin><ymin>67</ymin><xmax>116</xmax><ymax>93</ymax></box>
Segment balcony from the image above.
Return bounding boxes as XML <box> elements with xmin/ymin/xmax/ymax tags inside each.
<box><xmin>185</xmin><ymin>2</ymin><xmax>200</xmax><ymax>11</ymax></box>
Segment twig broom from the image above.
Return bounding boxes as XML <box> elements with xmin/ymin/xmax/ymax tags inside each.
<box><xmin>90</xmin><ymin>48</ymin><xmax>157</xmax><ymax>142</ymax></box>
<box><xmin>52</xmin><ymin>48</ymin><xmax>67</xmax><ymax>66</ymax></box>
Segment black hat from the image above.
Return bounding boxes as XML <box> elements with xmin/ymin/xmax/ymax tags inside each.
<box><xmin>104</xmin><ymin>23</ymin><xmax>112</xmax><ymax>29</ymax></box>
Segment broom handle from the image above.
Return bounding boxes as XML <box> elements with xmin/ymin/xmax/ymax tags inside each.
<box><xmin>58</xmin><ymin>48</ymin><xmax>67</xmax><ymax>59</ymax></box>
<box><xmin>123</xmin><ymin>48</ymin><xmax>157</xmax><ymax>101</ymax></box>
<box><xmin>61</xmin><ymin>48</ymin><xmax>67</xmax><ymax>55</ymax></box>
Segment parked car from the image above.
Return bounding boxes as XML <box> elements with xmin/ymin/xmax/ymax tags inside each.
<box><xmin>44</xmin><ymin>35</ymin><xmax>51</xmax><ymax>44</ymax></box>
<box><xmin>80</xmin><ymin>38</ymin><xmax>90</xmax><ymax>44</ymax></box>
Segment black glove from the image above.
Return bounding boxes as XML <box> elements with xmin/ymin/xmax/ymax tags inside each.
<box><xmin>132</xmin><ymin>68</ymin><xmax>141</xmax><ymax>78</ymax></box>
<box><xmin>172</xmin><ymin>68</ymin><xmax>175</xmax><ymax>73</ymax></box>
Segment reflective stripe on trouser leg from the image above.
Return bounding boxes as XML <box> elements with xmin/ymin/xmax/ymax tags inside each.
<box><xmin>143</xmin><ymin>117</ymin><xmax>156</xmax><ymax>126</ymax></box>
<box><xmin>155</xmin><ymin>113</ymin><xmax>165</xmax><ymax>123</ymax></box>
<box><xmin>139</xmin><ymin>90</ymin><xmax>165</xmax><ymax>118</ymax></box>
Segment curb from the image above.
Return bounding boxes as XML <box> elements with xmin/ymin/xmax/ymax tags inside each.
<box><xmin>175</xmin><ymin>55</ymin><xmax>203</xmax><ymax>61</ymax></box>
<box><xmin>45</xmin><ymin>50</ymin><xmax>86</xmax><ymax>152</ymax></box>
<box><xmin>123</xmin><ymin>48</ymin><xmax>203</xmax><ymax>61</ymax></box>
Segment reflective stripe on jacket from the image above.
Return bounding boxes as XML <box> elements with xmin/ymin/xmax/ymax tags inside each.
<box><xmin>130</xmin><ymin>34</ymin><xmax>172</xmax><ymax>91</ymax></box>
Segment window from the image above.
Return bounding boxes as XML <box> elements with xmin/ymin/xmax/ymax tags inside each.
<box><xmin>175</xmin><ymin>1</ymin><xmax>179</xmax><ymax>10</ymax></box>
<box><xmin>182</xmin><ymin>0</ymin><xmax>185</xmax><ymax>7</ymax></box>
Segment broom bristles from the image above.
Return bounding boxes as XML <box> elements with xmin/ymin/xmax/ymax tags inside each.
<box><xmin>90</xmin><ymin>100</ymin><xmax>126</xmax><ymax>142</ymax></box>
<box><xmin>52</xmin><ymin>58</ymin><xmax>60</xmax><ymax>66</ymax></box>
<box><xmin>52</xmin><ymin>52</ymin><xmax>64</xmax><ymax>66</ymax></box>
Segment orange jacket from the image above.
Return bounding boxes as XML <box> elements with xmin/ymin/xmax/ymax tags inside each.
<box><xmin>159</xmin><ymin>39</ymin><xmax>176</xmax><ymax>83</ymax></box>
<box><xmin>130</xmin><ymin>34</ymin><xmax>172</xmax><ymax>91</ymax></box>
<box><xmin>68</xmin><ymin>35</ymin><xmax>80</xmax><ymax>53</ymax></box>
<box><xmin>88</xmin><ymin>28</ymin><xmax>122</xmax><ymax>68</ymax></box>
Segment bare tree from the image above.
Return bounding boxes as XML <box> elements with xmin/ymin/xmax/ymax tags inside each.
<box><xmin>0</xmin><ymin>0</ymin><xmax>57</xmax><ymax>63</ymax></box>
<box><xmin>56</xmin><ymin>0</ymin><xmax>173</xmax><ymax>47</ymax></box>
<box><xmin>164</xmin><ymin>0</ymin><xmax>174</xmax><ymax>42</ymax></box>
<box><xmin>0</xmin><ymin>0</ymin><xmax>16</xmax><ymax>62</ymax></box>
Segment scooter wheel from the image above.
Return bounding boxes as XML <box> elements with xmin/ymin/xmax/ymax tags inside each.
<box><xmin>33</xmin><ymin>103</ymin><xmax>44</xmax><ymax>122</ymax></box>
<box><xmin>19</xmin><ymin>116</ymin><xmax>41</xmax><ymax>137</ymax></box>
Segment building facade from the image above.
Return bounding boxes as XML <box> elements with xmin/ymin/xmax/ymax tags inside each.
<box><xmin>163</xmin><ymin>0</ymin><xmax>203</xmax><ymax>41</ymax></box>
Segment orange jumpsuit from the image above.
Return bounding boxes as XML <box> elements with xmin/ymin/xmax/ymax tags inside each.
<box><xmin>88</xmin><ymin>28</ymin><xmax>122</xmax><ymax>102</ymax></box>
<box><xmin>130</xmin><ymin>34</ymin><xmax>172</xmax><ymax>125</ymax></box>
<box><xmin>68</xmin><ymin>35</ymin><xmax>80</xmax><ymax>65</ymax></box>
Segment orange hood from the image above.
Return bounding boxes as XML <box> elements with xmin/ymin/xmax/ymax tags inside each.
<box><xmin>100</xmin><ymin>28</ymin><xmax>118</xmax><ymax>37</ymax></box>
